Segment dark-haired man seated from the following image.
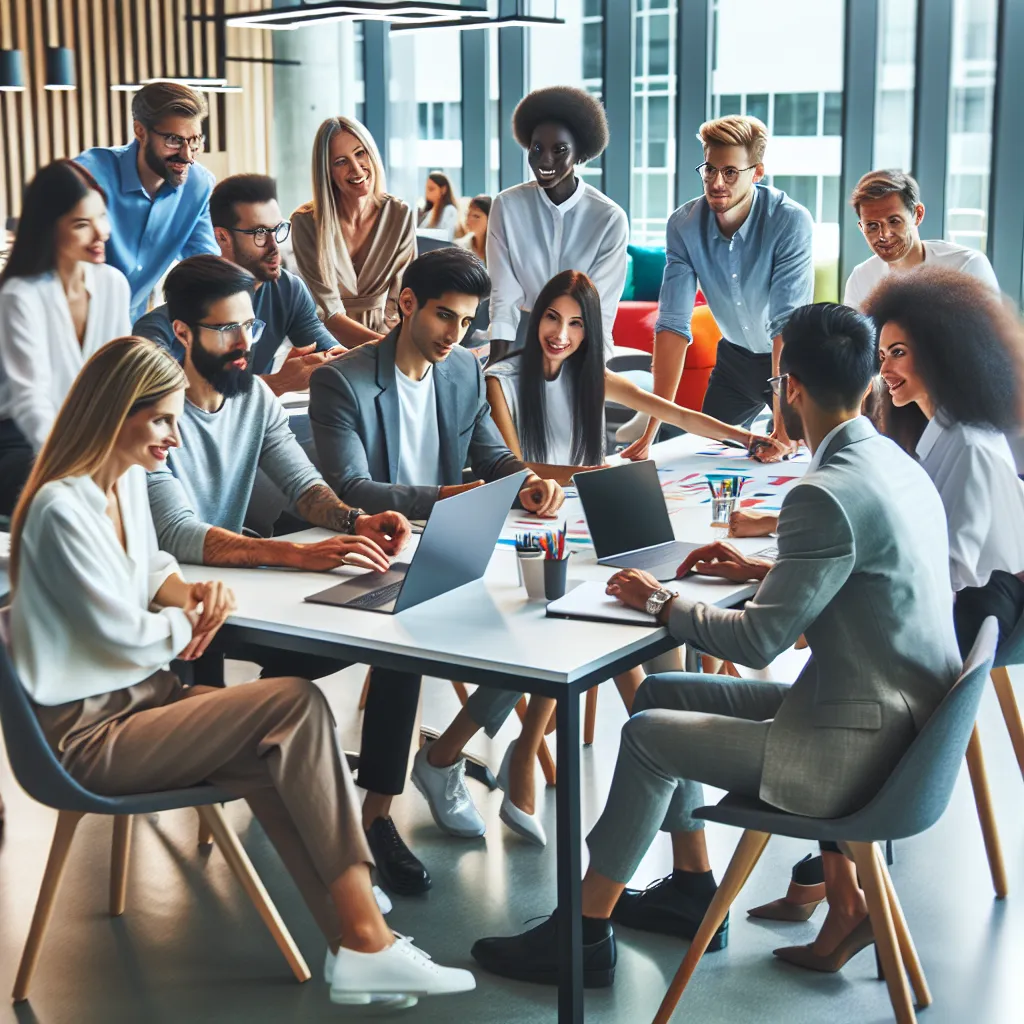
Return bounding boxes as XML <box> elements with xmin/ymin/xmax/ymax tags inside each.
<box><xmin>310</xmin><ymin>247</ymin><xmax>564</xmax><ymax>842</ymax></box>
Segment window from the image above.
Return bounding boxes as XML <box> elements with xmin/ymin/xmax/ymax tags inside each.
<box><xmin>717</xmin><ymin>93</ymin><xmax>742</xmax><ymax>117</ymax></box>
<box><xmin>745</xmin><ymin>93</ymin><xmax>769</xmax><ymax>124</ymax></box>
<box><xmin>874</xmin><ymin>0</ymin><xmax>916</xmax><ymax>169</ymax></box>
<box><xmin>774</xmin><ymin>93</ymin><xmax>818</xmax><ymax>136</ymax></box>
<box><xmin>822</xmin><ymin>92</ymin><xmax>842</xmax><ymax>135</ymax></box>
<box><xmin>583</xmin><ymin>21</ymin><xmax>603</xmax><ymax>80</ymax></box>
<box><xmin>953</xmin><ymin>86</ymin><xmax>991</xmax><ymax>134</ymax></box>
<box><xmin>351</xmin><ymin>23</ymin><xmax>366</xmax><ymax>128</ymax></box>
<box><xmin>773</xmin><ymin>175</ymin><xmax>818</xmax><ymax>218</ymax></box>
<box><xmin>821</xmin><ymin>176</ymin><xmax>840</xmax><ymax>224</ymax></box>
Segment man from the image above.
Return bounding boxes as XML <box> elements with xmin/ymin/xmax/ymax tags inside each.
<box><xmin>844</xmin><ymin>168</ymin><xmax>999</xmax><ymax>310</ymax></box>
<box><xmin>146</xmin><ymin>254</ymin><xmax>429</xmax><ymax>901</ymax></box>
<box><xmin>309</xmin><ymin>246</ymin><xmax>564</xmax><ymax>840</ymax></box>
<box><xmin>471</xmin><ymin>302</ymin><xmax>960</xmax><ymax>986</ymax></box>
<box><xmin>621</xmin><ymin>115</ymin><xmax>814</xmax><ymax>461</ymax></box>
<box><xmin>134</xmin><ymin>173</ymin><xmax>344</xmax><ymax>396</ymax></box>
<box><xmin>76</xmin><ymin>82</ymin><xmax>219</xmax><ymax>322</ymax></box>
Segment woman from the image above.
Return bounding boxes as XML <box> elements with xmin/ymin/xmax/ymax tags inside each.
<box><xmin>417</xmin><ymin>272</ymin><xmax>786</xmax><ymax>848</ymax></box>
<box><xmin>290</xmin><ymin>116</ymin><xmax>415</xmax><ymax>348</ymax></box>
<box><xmin>753</xmin><ymin>267</ymin><xmax>1024</xmax><ymax>972</ymax></box>
<box><xmin>456</xmin><ymin>194</ymin><xmax>490</xmax><ymax>265</ymax></box>
<box><xmin>487</xmin><ymin>86</ymin><xmax>628</xmax><ymax>363</ymax></box>
<box><xmin>9</xmin><ymin>337</ymin><xmax>474</xmax><ymax>1007</ymax></box>
<box><xmin>0</xmin><ymin>160</ymin><xmax>131</xmax><ymax>515</ymax></box>
<box><xmin>418</xmin><ymin>171</ymin><xmax>463</xmax><ymax>240</ymax></box>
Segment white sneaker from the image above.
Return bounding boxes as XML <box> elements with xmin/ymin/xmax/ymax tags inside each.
<box><xmin>496</xmin><ymin>741</ymin><xmax>547</xmax><ymax>847</ymax></box>
<box><xmin>373</xmin><ymin>884</ymin><xmax>393</xmax><ymax>916</ymax></box>
<box><xmin>411</xmin><ymin>741</ymin><xmax>486</xmax><ymax>838</ymax></box>
<box><xmin>324</xmin><ymin>949</ymin><xmax>417</xmax><ymax>1009</ymax></box>
<box><xmin>615</xmin><ymin>411</ymin><xmax>651</xmax><ymax>444</ymax></box>
<box><xmin>330</xmin><ymin>935</ymin><xmax>476</xmax><ymax>1003</ymax></box>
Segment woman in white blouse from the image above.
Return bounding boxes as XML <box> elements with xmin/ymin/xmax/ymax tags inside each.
<box><xmin>9</xmin><ymin>337</ymin><xmax>474</xmax><ymax>1007</ymax></box>
<box><xmin>0</xmin><ymin>160</ymin><xmax>131</xmax><ymax>515</ymax></box>
<box><xmin>487</xmin><ymin>86</ymin><xmax>628</xmax><ymax>363</ymax></box>
<box><xmin>417</xmin><ymin>171</ymin><xmax>463</xmax><ymax>241</ymax></box>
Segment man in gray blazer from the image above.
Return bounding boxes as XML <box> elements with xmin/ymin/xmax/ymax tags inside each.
<box><xmin>471</xmin><ymin>302</ymin><xmax>961</xmax><ymax>987</ymax></box>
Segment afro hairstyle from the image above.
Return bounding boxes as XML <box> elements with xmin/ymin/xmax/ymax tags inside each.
<box><xmin>511</xmin><ymin>86</ymin><xmax>610</xmax><ymax>164</ymax></box>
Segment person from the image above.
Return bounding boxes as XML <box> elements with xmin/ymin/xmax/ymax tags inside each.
<box><xmin>469</xmin><ymin>302</ymin><xmax>961</xmax><ymax>986</ymax></box>
<box><xmin>145</xmin><ymin>255</ymin><xmax>433</xmax><ymax>901</ymax></box>
<box><xmin>133</xmin><ymin>174</ymin><xmax>343</xmax><ymax>396</ymax></box>
<box><xmin>309</xmin><ymin>246</ymin><xmax>564</xmax><ymax>844</ymax></box>
<box><xmin>456</xmin><ymin>194</ymin><xmax>490</xmax><ymax>265</ymax></box>
<box><xmin>418</xmin><ymin>171</ymin><xmax>463</xmax><ymax>240</ymax></box>
<box><xmin>620</xmin><ymin>115</ymin><xmax>814</xmax><ymax>462</ymax></box>
<box><xmin>290</xmin><ymin>116</ymin><xmax>415</xmax><ymax>348</ymax></box>
<box><xmin>0</xmin><ymin>160</ymin><xmax>131</xmax><ymax>516</ymax></box>
<box><xmin>75</xmin><ymin>82</ymin><xmax>218</xmax><ymax>322</ymax></box>
<box><xmin>8</xmin><ymin>336</ymin><xmax>475</xmax><ymax>1008</ymax></box>
<box><xmin>843</xmin><ymin>169</ymin><xmax>999</xmax><ymax>311</ymax></box>
<box><xmin>487</xmin><ymin>86</ymin><xmax>628</xmax><ymax>362</ymax></box>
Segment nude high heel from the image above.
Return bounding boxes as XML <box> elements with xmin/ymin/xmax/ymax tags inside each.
<box><xmin>772</xmin><ymin>917</ymin><xmax>874</xmax><ymax>973</ymax></box>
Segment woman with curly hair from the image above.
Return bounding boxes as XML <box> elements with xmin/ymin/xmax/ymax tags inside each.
<box><xmin>487</xmin><ymin>85</ymin><xmax>627</xmax><ymax>362</ymax></box>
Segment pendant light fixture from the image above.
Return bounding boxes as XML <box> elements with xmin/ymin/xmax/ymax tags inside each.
<box><xmin>44</xmin><ymin>46</ymin><xmax>76</xmax><ymax>91</ymax></box>
<box><xmin>0</xmin><ymin>49</ymin><xmax>26</xmax><ymax>91</ymax></box>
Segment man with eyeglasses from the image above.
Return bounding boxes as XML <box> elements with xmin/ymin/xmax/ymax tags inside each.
<box><xmin>620</xmin><ymin>115</ymin><xmax>814</xmax><ymax>462</ymax></box>
<box><xmin>135</xmin><ymin>174</ymin><xmax>344</xmax><ymax>396</ymax></box>
<box><xmin>75</xmin><ymin>81</ymin><xmax>219</xmax><ymax>321</ymax></box>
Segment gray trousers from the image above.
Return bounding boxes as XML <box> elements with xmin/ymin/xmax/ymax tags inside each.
<box><xmin>586</xmin><ymin>672</ymin><xmax>790</xmax><ymax>884</ymax></box>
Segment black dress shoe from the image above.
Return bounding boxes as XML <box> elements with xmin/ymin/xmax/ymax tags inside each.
<box><xmin>612</xmin><ymin>875</ymin><xmax>729</xmax><ymax>951</ymax></box>
<box><xmin>365</xmin><ymin>817</ymin><xmax>431</xmax><ymax>896</ymax></box>
<box><xmin>471</xmin><ymin>912</ymin><xmax>616</xmax><ymax>987</ymax></box>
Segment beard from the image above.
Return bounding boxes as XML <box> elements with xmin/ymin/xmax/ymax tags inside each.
<box><xmin>191</xmin><ymin>337</ymin><xmax>254</xmax><ymax>398</ymax></box>
<box><xmin>779</xmin><ymin>384</ymin><xmax>804</xmax><ymax>443</ymax></box>
<box><xmin>143</xmin><ymin>138</ymin><xmax>191</xmax><ymax>185</ymax></box>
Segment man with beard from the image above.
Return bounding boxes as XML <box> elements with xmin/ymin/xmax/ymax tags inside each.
<box><xmin>134</xmin><ymin>174</ymin><xmax>345</xmax><ymax>396</ymax></box>
<box><xmin>75</xmin><ymin>82</ymin><xmax>219</xmax><ymax>322</ymax></box>
<box><xmin>471</xmin><ymin>302</ymin><xmax>959</xmax><ymax>986</ymax></box>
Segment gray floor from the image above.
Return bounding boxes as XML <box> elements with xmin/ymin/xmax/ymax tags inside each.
<box><xmin>1</xmin><ymin>653</ymin><xmax>1022</xmax><ymax>1024</ymax></box>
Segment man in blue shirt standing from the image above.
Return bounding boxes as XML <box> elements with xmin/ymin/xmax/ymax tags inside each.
<box><xmin>621</xmin><ymin>116</ymin><xmax>814</xmax><ymax>461</ymax></box>
<box><xmin>75</xmin><ymin>81</ymin><xmax>219</xmax><ymax>322</ymax></box>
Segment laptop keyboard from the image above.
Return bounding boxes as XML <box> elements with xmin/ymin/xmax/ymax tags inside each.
<box><xmin>347</xmin><ymin>580</ymin><xmax>405</xmax><ymax>610</ymax></box>
<box><xmin>614</xmin><ymin>544</ymin><xmax>692</xmax><ymax>570</ymax></box>
<box><xmin>753</xmin><ymin>544</ymin><xmax>779</xmax><ymax>561</ymax></box>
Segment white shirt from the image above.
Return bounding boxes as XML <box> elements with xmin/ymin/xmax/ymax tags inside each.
<box><xmin>915</xmin><ymin>414</ymin><xmax>1024</xmax><ymax>591</ymax></box>
<box><xmin>418</xmin><ymin>204</ymin><xmax>460</xmax><ymax>241</ymax></box>
<box><xmin>394</xmin><ymin>365</ymin><xmax>442</xmax><ymax>487</ymax></box>
<box><xmin>486</xmin><ymin>180</ymin><xmax>629</xmax><ymax>360</ymax></box>
<box><xmin>0</xmin><ymin>263</ymin><xmax>132</xmax><ymax>450</ymax></box>
<box><xmin>11</xmin><ymin>466</ymin><xmax>192</xmax><ymax>706</ymax></box>
<box><xmin>843</xmin><ymin>240</ymin><xmax>999</xmax><ymax>311</ymax></box>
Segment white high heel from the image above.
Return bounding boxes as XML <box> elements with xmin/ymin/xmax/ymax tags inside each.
<box><xmin>496</xmin><ymin>741</ymin><xmax>547</xmax><ymax>847</ymax></box>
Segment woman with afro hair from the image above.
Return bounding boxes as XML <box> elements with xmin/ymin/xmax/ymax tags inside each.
<box><xmin>486</xmin><ymin>85</ymin><xmax>628</xmax><ymax>362</ymax></box>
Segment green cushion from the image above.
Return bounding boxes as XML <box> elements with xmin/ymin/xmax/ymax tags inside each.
<box><xmin>620</xmin><ymin>252</ymin><xmax>635</xmax><ymax>301</ymax></box>
<box><xmin>626</xmin><ymin>243</ymin><xmax>667</xmax><ymax>302</ymax></box>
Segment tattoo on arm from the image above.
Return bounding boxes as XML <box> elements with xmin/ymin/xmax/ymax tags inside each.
<box><xmin>202</xmin><ymin>526</ymin><xmax>294</xmax><ymax>569</ymax></box>
<box><xmin>295</xmin><ymin>483</ymin><xmax>353</xmax><ymax>532</ymax></box>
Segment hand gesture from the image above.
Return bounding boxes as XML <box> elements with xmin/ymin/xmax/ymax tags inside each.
<box><xmin>727</xmin><ymin>509</ymin><xmax>778</xmax><ymax>538</ymax></box>
<box><xmin>605</xmin><ymin>568</ymin><xmax>663</xmax><ymax>611</ymax></box>
<box><xmin>619</xmin><ymin>430</ymin><xmax>655</xmax><ymax>462</ymax></box>
<box><xmin>264</xmin><ymin>344</ymin><xmax>346</xmax><ymax>395</ymax></box>
<box><xmin>519</xmin><ymin>478</ymin><xmax>565</xmax><ymax>518</ymax></box>
<box><xmin>676</xmin><ymin>541</ymin><xmax>773</xmax><ymax>583</ymax></box>
<box><xmin>180</xmin><ymin>581</ymin><xmax>236</xmax><ymax>661</ymax></box>
<box><xmin>295</xmin><ymin>535</ymin><xmax>391</xmax><ymax>573</ymax></box>
<box><xmin>354</xmin><ymin>510</ymin><xmax>412</xmax><ymax>556</ymax></box>
<box><xmin>748</xmin><ymin>433</ymin><xmax>789</xmax><ymax>463</ymax></box>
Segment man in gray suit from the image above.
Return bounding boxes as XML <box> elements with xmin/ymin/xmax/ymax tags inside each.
<box><xmin>471</xmin><ymin>302</ymin><xmax>960</xmax><ymax>987</ymax></box>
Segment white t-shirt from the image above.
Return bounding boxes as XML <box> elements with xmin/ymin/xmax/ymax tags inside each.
<box><xmin>843</xmin><ymin>239</ymin><xmax>999</xmax><ymax>311</ymax></box>
<box><xmin>394</xmin><ymin>364</ymin><xmax>442</xmax><ymax>487</ymax></box>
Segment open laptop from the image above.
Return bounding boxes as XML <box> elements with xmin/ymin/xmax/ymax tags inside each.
<box><xmin>573</xmin><ymin>460</ymin><xmax>702</xmax><ymax>582</ymax></box>
<box><xmin>304</xmin><ymin>470</ymin><xmax>528</xmax><ymax>614</ymax></box>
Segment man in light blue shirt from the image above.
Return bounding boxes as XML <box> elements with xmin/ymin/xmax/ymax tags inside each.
<box><xmin>75</xmin><ymin>81</ymin><xmax>219</xmax><ymax>321</ymax></box>
<box><xmin>622</xmin><ymin>116</ymin><xmax>814</xmax><ymax>461</ymax></box>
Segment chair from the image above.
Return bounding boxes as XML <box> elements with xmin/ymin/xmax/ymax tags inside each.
<box><xmin>0</xmin><ymin>643</ymin><xmax>311</xmax><ymax>1003</ymax></box>
<box><xmin>990</xmin><ymin>611</ymin><xmax>1024</xmax><ymax>782</ymax></box>
<box><xmin>652</xmin><ymin>618</ymin><xmax>999</xmax><ymax>1024</ymax></box>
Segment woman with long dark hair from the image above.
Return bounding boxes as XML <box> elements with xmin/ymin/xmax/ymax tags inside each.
<box><xmin>417</xmin><ymin>171</ymin><xmax>463</xmax><ymax>240</ymax></box>
<box><xmin>0</xmin><ymin>160</ymin><xmax>131</xmax><ymax>514</ymax></box>
<box><xmin>455</xmin><ymin>194</ymin><xmax>490</xmax><ymax>264</ymax></box>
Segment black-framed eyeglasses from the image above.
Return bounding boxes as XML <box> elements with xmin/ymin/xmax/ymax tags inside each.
<box><xmin>695</xmin><ymin>161</ymin><xmax>759</xmax><ymax>186</ymax></box>
<box><xmin>767</xmin><ymin>373</ymin><xmax>790</xmax><ymax>396</ymax></box>
<box><xmin>151</xmin><ymin>128</ymin><xmax>205</xmax><ymax>152</ymax></box>
<box><xmin>195</xmin><ymin>317</ymin><xmax>266</xmax><ymax>348</ymax></box>
<box><xmin>227</xmin><ymin>222</ymin><xmax>291</xmax><ymax>248</ymax></box>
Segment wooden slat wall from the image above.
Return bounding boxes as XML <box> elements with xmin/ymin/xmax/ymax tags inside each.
<box><xmin>0</xmin><ymin>0</ymin><xmax>274</xmax><ymax>226</ymax></box>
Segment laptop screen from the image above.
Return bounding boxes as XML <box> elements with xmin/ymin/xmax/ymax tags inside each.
<box><xmin>573</xmin><ymin>460</ymin><xmax>675</xmax><ymax>558</ymax></box>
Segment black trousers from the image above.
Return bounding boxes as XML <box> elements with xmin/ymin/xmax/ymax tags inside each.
<box><xmin>0</xmin><ymin>419</ymin><xmax>34</xmax><ymax>517</ymax></box>
<box><xmin>701</xmin><ymin>340</ymin><xmax>774</xmax><ymax>429</ymax></box>
<box><xmin>954</xmin><ymin>570</ymin><xmax>1024</xmax><ymax>658</ymax></box>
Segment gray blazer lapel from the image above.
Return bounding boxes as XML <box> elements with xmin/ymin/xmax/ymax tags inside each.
<box><xmin>375</xmin><ymin>331</ymin><xmax>401</xmax><ymax>482</ymax></box>
<box><xmin>816</xmin><ymin>416</ymin><xmax>877</xmax><ymax>468</ymax></box>
<box><xmin>433</xmin><ymin>358</ymin><xmax>462</xmax><ymax>484</ymax></box>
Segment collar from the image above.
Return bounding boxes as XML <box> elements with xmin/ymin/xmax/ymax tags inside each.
<box><xmin>64</xmin><ymin>473</ymin><xmax>111</xmax><ymax>514</ymax></box>
<box><xmin>118</xmin><ymin>140</ymin><xmax>148</xmax><ymax>195</ymax></box>
<box><xmin>809</xmin><ymin>415</ymin><xmax>876</xmax><ymax>471</ymax></box>
<box><xmin>914</xmin><ymin>412</ymin><xmax>948</xmax><ymax>462</ymax></box>
<box><xmin>539</xmin><ymin>177</ymin><xmax>586</xmax><ymax>217</ymax></box>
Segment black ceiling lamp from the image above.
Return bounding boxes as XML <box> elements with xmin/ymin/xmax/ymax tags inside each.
<box><xmin>205</xmin><ymin>1</ymin><xmax>489</xmax><ymax>31</ymax></box>
<box><xmin>44</xmin><ymin>46</ymin><xmax>76</xmax><ymax>91</ymax></box>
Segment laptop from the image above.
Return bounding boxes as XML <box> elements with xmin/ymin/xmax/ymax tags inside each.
<box><xmin>304</xmin><ymin>470</ymin><xmax>528</xmax><ymax>614</ymax></box>
<box><xmin>573</xmin><ymin>460</ymin><xmax>702</xmax><ymax>582</ymax></box>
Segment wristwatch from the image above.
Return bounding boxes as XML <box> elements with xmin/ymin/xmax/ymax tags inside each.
<box><xmin>645</xmin><ymin>587</ymin><xmax>675</xmax><ymax>618</ymax></box>
<box><xmin>338</xmin><ymin>507</ymin><xmax>366</xmax><ymax>535</ymax></box>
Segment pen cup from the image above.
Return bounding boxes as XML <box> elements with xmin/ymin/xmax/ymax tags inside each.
<box><xmin>543</xmin><ymin>554</ymin><xmax>571</xmax><ymax>601</ymax></box>
<box><xmin>710</xmin><ymin>494</ymin><xmax>740</xmax><ymax>528</ymax></box>
<box><xmin>518</xmin><ymin>551</ymin><xmax>547</xmax><ymax>600</ymax></box>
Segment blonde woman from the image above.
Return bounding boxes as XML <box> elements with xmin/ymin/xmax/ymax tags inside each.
<box><xmin>8</xmin><ymin>337</ymin><xmax>475</xmax><ymax>1008</ymax></box>
<box><xmin>290</xmin><ymin>116</ymin><xmax>416</xmax><ymax>348</ymax></box>
<box><xmin>418</xmin><ymin>171</ymin><xmax>463</xmax><ymax>240</ymax></box>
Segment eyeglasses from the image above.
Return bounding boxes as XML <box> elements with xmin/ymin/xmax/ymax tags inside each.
<box><xmin>695</xmin><ymin>161</ymin><xmax>759</xmax><ymax>186</ymax></box>
<box><xmin>151</xmin><ymin>128</ymin><xmax>205</xmax><ymax>153</ymax></box>
<box><xmin>227</xmin><ymin>222</ymin><xmax>291</xmax><ymax>248</ymax></box>
<box><xmin>195</xmin><ymin>318</ymin><xmax>266</xmax><ymax>347</ymax></box>
<box><xmin>767</xmin><ymin>373</ymin><xmax>790</xmax><ymax>396</ymax></box>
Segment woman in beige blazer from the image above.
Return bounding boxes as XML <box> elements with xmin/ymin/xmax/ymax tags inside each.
<box><xmin>291</xmin><ymin>116</ymin><xmax>415</xmax><ymax>349</ymax></box>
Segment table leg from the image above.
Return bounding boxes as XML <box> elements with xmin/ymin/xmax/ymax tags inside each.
<box><xmin>555</xmin><ymin>689</ymin><xmax>584</xmax><ymax>1023</ymax></box>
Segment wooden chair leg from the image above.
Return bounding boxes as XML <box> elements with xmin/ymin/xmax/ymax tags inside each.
<box><xmin>849</xmin><ymin>841</ymin><xmax>916</xmax><ymax>1024</ymax></box>
<box><xmin>197</xmin><ymin>808</ymin><xmax>214</xmax><ymax>848</ymax></box>
<box><xmin>197</xmin><ymin>805</ymin><xmax>311</xmax><ymax>983</ymax></box>
<box><xmin>875</xmin><ymin>845</ymin><xmax>932</xmax><ymax>1010</ymax></box>
<box><xmin>109</xmin><ymin>816</ymin><xmax>133</xmax><ymax>917</ymax></box>
<box><xmin>584</xmin><ymin>687</ymin><xmax>598</xmax><ymax>746</ymax></box>
<box><xmin>357</xmin><ymin>668</ymin><xmax>371</xmax><ymax>711</ymax></box>
<box><xmin>991</xmin><ymin>666</ymin><xmax>1024</xmax><ymax>782</ymax></box>
<box><xmin>964</xmin><ymin>724</ymin><xmax>1008</xmax><ymax>898</ymax></box>
<box><xmin>451</xmin><ymin>681</ymin><xmax>469</xmax><ymax>705</ymax></box>
<box><xmin>515</xmin><ymin>697</ymin><xmax>557</xmax><ymax>786</ymax></box>
<box><xmin>653</xmin><ymin>829</ymin><xmax>770</xmax><ymax>1024</ymax></box>
<box><xmin>13</xmin><ymin>810</ymin><xmax>85</xmax><ymax>1002</ymax></box>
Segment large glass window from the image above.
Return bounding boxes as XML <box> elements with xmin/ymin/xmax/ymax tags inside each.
<box><xmin>873</xmin><ymin>0</ymin><xmax>916</xmax><ymax>169</ymax></box>
<box><xmin>945</xmin><ymin>0</ymin><xmax>997</xmax><ymax>250</ymax></box>
<box><xmin>774</xmin><ymin>93</ymin><xmax>818</xmax><ymax>136</ymax></box>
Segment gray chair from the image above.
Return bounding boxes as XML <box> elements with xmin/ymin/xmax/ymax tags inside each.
<box><xmin>990</xmin><ymin>611</ymin><xmax>1024</xmax><ymax>782</ymax></box>
<box><xmin>0</xmin><ymin>638</ymin><xmax>311</xmax><ymax>1003</ymax></box>
<box><xmin>652</xmin><ymin>618</ymin><xmax>999</xmax><ymax>1024</ymax></box>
